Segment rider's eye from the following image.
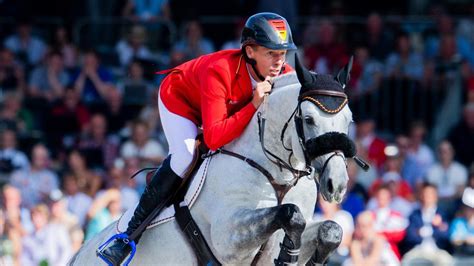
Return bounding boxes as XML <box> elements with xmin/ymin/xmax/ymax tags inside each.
<box><xmin>304</xmin><ymin>116</ymin><xmax>315</xmax><ymax>125</ymax></box>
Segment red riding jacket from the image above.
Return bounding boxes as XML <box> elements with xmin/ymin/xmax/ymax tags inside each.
<box><xmin>159</xmin><ymin>49</ymin><xmax>293</xmax><ymax>150</ymax></box>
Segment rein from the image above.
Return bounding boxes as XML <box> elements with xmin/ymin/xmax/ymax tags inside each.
<box><xmin>203</xmin><ymin>149</ymin><xmax>301</xmax><ymax>205</ymax></box>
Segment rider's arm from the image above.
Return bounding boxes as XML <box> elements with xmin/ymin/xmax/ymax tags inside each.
<box><xmin>201</xmin><ymin>65</ymin><xmax>256</xmax><ymax>150</ymax></box>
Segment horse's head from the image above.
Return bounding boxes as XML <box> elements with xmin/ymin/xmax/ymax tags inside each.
<box><xmin>290</xmin><ymin>54</ymin><xmax>356</xmax><ymax>203</ymax></box>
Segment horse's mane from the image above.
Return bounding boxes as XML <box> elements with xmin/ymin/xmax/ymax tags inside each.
<box><xmin>271</xmin><ymin>72</ymin><xmax>299</xmax><ymax>91</ymax></box>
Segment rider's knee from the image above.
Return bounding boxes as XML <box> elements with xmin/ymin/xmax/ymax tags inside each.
<box><xmin>170</xmin><ymin>149</ymin><xmax>195</xmax><ymax>176</ymax></box>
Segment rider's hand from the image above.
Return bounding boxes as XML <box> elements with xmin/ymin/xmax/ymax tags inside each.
<box><xmin>251</xmin><ymin>76</ymin><xmax>272</xmax><ymax>109</ymax></box>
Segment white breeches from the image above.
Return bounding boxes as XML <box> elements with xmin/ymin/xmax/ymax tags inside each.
<box><xmin>158</xmin><ymin>96</ymin><xmax>198</xmax><ymax>177</ymax></box>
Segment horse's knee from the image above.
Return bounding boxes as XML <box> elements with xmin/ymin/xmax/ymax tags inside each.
<box><xmin>277</xmin><ymin>204</ymin><xmax>306</xmax><ymax>235</ymax></box>
<box><xmin>317</xmin><ymin>220</ymin><xmax>342</xmax><ymax>250</ymax></box>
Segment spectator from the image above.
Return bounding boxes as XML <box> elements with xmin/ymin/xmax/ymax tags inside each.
<box><xmin>449</xmin><ymin>188</ymin><xmax>474</xmax><ymax>256</ymax></box>
<box><xmin>103</xmin><ymin>87</ymin><xmax>129</xmax><ymax>134</ymax></box>
<box><xmin>138</xmin><ymin>87</ymin><xmax>167</xmax><ymax>148</ymax></box>
<box><xmin>341</xmin><ymin>159</ymin><xmax>367</xmax><ymax>219</ymax></box>
<box><xmin>403</xmin><ymin>183</ymin><xmax>451</xmax><ymax>254</ymax></box>
<box><xmin>345</xmin><ymin>211</ymin><xmax>399</xmax><ymax>266</ymax></box>
<box><xmin>349</xmin><ymin>141</ymin><xmax>377</xmax><ymax>194</ymax></box>
<box><xmin>456</xmin><ymin>4</ymin><xmax>474</xmax><ymax>54</ymax></box>
<box><xmin>66</xmin><ymin>149</ymin><xmax>103</xmax><ymax>197</ymax></box>
<box><xmin>116</xmin><ymin>59</ymin><xmax>154</xmax><ymax>109</ymax></box>
<box><xmin>21</xmin><ymin>204</ymin><xmax>72</xmax><ymax>266</ymax></box>
<box><xmin>47</xmin><ymin>189</ymin><xmax>83</xmax><ymax>253</ymax></box>
<box><xmin>314</xmin><ymin>196</ymin><xmax>354</xmax><ymax>265</ymax></box>
<box><xmin>408</xmin><ymin>121</ymin><xmax>435</xmax><ymax>179</ymax></box>
<box><xmin>115</xmin><ymin>25</ymin><xmax>154</xmax><ymax>68</ymax></box>
<box><xmin>0</xmin><ymin>208</ymin><xmax>21</xmax><ymax>266</ymax></box>
<box><xmin>77</xmin><ymin>113</ymin><xmax>120</xmax><ymax>170</ymax></box>
<box><xmin>62</xmin><ymin>173</ymin><xmax>93</xmax><ymax>228</ymax></box>
<box><xmin>426</xmin><ymin>140</ymin><xmax>468</xmax><ymax>218</ymax></box>
<box><xmin>424</xmin><ymin>14</ymin><xmax>473</xmax><ymax>66</ymax></box>
<box><xmin>367</xmin><ymin>171</ymin><xmax>414</xmax><ymax>218</ymax></box>
<box><xmin>433</xmin><ymin>33</ymin><xmax>464</xmax><ymax>80</ymax></box>
<box><xmin>71</xmin><ymin>50</ymin><xmax>114</xmax><ymax>108</ymax></box>
<box><xmin>350</xmin><ymin>46</ymin><xmax>384</xmax><ymax>97</ymax></box>
<box><xmin>10</xmin><ymin>143</ymin><xmax>59</xmax><ymax>209</ymax></box>
<box><xmin>396</xmin><ymin>135</ymin><xmax>424</xmax><ymax>190</ymax></box>
<box><xmin>47</xmin><ymin>87</ymin><xmax>91</xmax><ymax>152</ymax></box>
<box><xmin>369</xmin><ymin>144</ymin><xmax>415</xmax><ymax>203</ymax></box>
<box><xmin>122</xmin><ymin>0</ymin><xmax>171</xmax><ymax>22</ymax></box>
<box><xmin>221</xmin><ymin>20</ymin><xmax>245</xmax><ymax>50</ymax></box>
<box><xmin>120</xmin><ymin>119</ymin><xmax>166</xmax><ymax>167</ymax></box>
<box><xmin>368</xmin><ymin>185</ymin><xmax>408</xmax><ymax>259</ymax></box>
<box><xmin>304</xmin><ymin>19</ymin><xmax>348</xmax><ymax>74</ymax></box>
<box><xmin>1</xmin><ymin>185</ymin><xmax>33</xmax><ymax>235</ymax></box>
<box><xmin>355</xmin><ymin>116</ymin><xmax>386</xmax><ymax>170</ymax></box>
<box><xmin>123</xmin><ymin>156</ymin><xmax>147</xmax><ymax>194</ymax></box>
<box><xmin>50</xmin><ymin>26</ymin><xmax>79</xmax><ymax>72</ymax></box>
<box><xmin>3</xmin><ymin>19</ymin><xmax>47</xmax><ymax>67</ymax></box>
<box><xmin>448</xmin><ymin>102</ymin><xmax>474</xmax><ymax>167</ymax></box>
<box><xmin>356</xmin><ymin>12</ymin><xmax>394</xmax><ymax>61</ymax></box>
<box><xmin>106</xmin><ymin>160</ymin><xmax>139</xmax><ymax>212</ymax></box>
<box><xmin>0</xmin><ymin>92</ymin><xmax>34</xmax><ymax>135</ymax></box>
<box><xmin>0</xmin><ymin>48</ymin><xmax>26</xmax><ymax>93</ymax></box>
<box><xmin>0</xmin><ymin>129</ymin><xmax>30</xmax><ymax>184</ymax></box>
<box><xmin>385</xmin><ymin>32</ymin><xmax>424</xmax><ymax>81</ymax></box>
<box><xmin>85</xmin><ymin>188</ymin><xmax>122</xmax><ymax>240</ymax></box>
<box><xmin>28</xmin><ymin>50</ymin><xmax>69</xmax><ymax>103</ymax></box>
<box><xmin>171</xmin><ymin>20</ymin><xmax>215</xmax><ymax>63</ymax></box>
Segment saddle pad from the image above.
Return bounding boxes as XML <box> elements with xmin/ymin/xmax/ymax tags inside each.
<box><xmin>116</xmin><ymin>157</ymin><xmax>212</xmax><ymax>233</ymax></box>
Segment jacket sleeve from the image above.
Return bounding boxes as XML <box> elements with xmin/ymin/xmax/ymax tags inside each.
<box><xmin>201</xmin><ymin>65</ymin><xmax>256</xmax><ymax>150</ymax></box>
<box><xmin>404</xmin><ymin>212</ymin><xmax>423</xmax><ymax>247</ymax></box>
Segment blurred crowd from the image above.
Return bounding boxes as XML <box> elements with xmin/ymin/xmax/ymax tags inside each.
<box><xmin>0</xmin><ymin>0</ymin><xmax>473</xmax><ymax>265</ymax></box>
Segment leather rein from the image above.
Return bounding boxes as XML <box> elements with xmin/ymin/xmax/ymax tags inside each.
<box><xmin>204</xmin><ymin>89</ymin><xmax>349</xmax><ymax>205</ymax></box>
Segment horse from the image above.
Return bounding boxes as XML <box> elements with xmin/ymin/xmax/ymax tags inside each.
<box><xmin>70</xmin><ymin>55</ymin><xmax>359</xmax><ymax>265</ymax></box>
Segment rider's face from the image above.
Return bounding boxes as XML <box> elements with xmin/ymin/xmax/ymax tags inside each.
<box><xmin>246</xmin><ymin>46</ymin><xmax>287</xmax><ymax>78</ymax></box>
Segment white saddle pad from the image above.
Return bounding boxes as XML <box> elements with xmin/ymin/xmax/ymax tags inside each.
<box><xmin>116</xmin><ymin>157</ymin><xmax>212</xmax><ymax>233</ymax></box>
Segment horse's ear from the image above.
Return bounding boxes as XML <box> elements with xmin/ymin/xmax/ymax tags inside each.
<box><xmin>294</xmin><ymin>53</ymin><xmax>313</xmax><ymax>88</ymax></box>
<box><xmin>335</xmin><ymin>56</ymin><xmax>353</xmax><ymax>89</ymax></box>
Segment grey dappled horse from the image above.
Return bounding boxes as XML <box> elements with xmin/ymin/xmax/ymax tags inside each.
<box><xmin>70</xmin><ymin>56</ymin><xmax>358</xmax><ymax>265</ymax></box>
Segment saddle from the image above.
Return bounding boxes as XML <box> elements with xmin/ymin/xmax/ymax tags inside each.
<box><xmin>115</xmin><ymin>134</ymin><xmax>219</xmax><ymax>264</ymax></box>
<box><xmin>117</xmin><ymin>134</ymin><xmax>209</xmax><ymax>232</ymax></box>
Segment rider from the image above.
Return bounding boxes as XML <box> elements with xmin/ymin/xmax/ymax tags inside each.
<box><xmin>98</xmin><ymin>12</ymin><xmax>297</xmax><ymax>265</ymax></box>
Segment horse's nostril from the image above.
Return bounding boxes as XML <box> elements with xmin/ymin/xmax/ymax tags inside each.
<box><xmin>327</xmin><ymin>180</ymin><xmax>334</xmax><ymax>194</ymax></box>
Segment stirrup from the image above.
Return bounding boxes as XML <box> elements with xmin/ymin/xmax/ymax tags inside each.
<box><xmin>96</xmin><ymin>233</ymin><xmax>137</xmax><ymax>266</ymax></box>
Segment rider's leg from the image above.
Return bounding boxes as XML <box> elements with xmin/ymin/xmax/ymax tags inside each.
<box><xmin>98</xmin><ymin>96</ymin><xmax>198</xmax><ymax>265</ymax></box>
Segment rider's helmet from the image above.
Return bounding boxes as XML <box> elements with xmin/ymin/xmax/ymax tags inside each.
<box><xmin>241</xmin><ymin>12</ymin><xmax>297</xmax><ymax>50</ymax></box>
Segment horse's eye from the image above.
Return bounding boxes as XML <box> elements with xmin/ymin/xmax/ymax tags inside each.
<box><xmin>304</xmin><ymin>116</ymin><xmax>315</xmax><ymax>125</ymax></box>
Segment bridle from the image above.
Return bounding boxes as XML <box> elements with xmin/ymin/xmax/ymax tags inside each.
<box><xmin>206</xmin><ymin>87</ymin><xmax>368</xmax><ymax>205</ymax></box>
<box><xmin>270</xmin><ymin>89</ymin><xmax>351</xmax><ymax>186</ymax></box>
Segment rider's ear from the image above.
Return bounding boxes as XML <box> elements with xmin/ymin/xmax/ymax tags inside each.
<box><xmin>245</xmin><ymin>46</ymin><xmax>255</xmax><ymax>59</ymax></box>
<box><xmin>335</xmin><ymin>56</ymin><xmax>353</xmax><ymax>89</ymax></box>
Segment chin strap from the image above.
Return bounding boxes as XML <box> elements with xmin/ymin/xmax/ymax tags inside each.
<box><xmin>242</xmin><ymin>48</ymin><xmax>265</xmax><ymax>81</ymax></box>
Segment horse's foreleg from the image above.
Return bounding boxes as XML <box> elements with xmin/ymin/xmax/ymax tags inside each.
<box><xmin>212</xmin><ymin>203</ymin><xmax>305</xmax><ymax>264</ymax></box>
<box><xmin>298</xmin><ymin>220</ymin><xmax>342</xmax><ymax>265</ymax></box>
<box><xmin>273</xmin><ymin>204</ymin><xmax>306</xmax><ymax>265</ymax></box>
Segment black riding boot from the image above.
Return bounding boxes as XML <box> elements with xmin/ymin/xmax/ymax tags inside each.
<box><xmin>98</xmin><ymin>156</ymin><xmax>182</xmax><ymax>265</ymax></box>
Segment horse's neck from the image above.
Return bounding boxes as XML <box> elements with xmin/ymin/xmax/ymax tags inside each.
<box><xmin>225</xmin><ymin>83</ymin><xmax>303</xmax><ymax>182</ymax></box>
